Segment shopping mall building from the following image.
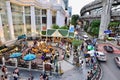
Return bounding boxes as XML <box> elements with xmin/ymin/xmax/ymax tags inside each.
<box><xmin>0</xmin><ymin>0</ymin><xmax>69</xmax><ymax>43</ymax></box>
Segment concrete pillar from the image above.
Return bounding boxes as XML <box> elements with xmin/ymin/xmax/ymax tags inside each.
<box><xmin>30</xmin><ymin>5</ymin><xmax>36</xmax><ymax>36</ymax></box>
<box><xmin>61</xmin><ymin>14</ymin><xmax>65</xmax><ymax>26</ymax></box>
<box><xmin>40</xmin><ymin>9</ymin><xmax>42</xmax><ymax>32</ymax></box>
<box><xmin>47</xmin><ymin>9</ymin><xmax>52</xmax><ymax>29</ymax></box>
<box><xmin>99</xmin><ymin>0</ymin><xmax>113</xmax><ymax>39</ymax></box>
<box><xmin>0</xmin><ymin>14</ymin><xmax>5</xmax><ymax>42</ymax></box>
<box><xmin>23</xmin><ymin>6</ymin><xmax>27</xmax><ymax>35</ymax></box>
<box><xmin>2</xmin><ymin>57</ymin><xmax>5</xmax><ymax>65</ymax></box>
<box><xmin>56</xmin><ymin>10</ymin><xmax>60</xmax><ymax>26</ymax></box>
<box><xmin>6</xmin><ymin>1</ymin><xmax>15</xmax><ymax>40</ymax></box>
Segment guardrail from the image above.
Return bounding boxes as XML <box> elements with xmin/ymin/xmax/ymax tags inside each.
<box><xmin>3</xmin><ymin>39</ymin><xmax>17</xmax><ymax>46</ymax></box>
<box><xmin>91</xmin><ymin>64</ymin><xmax>102</xmax><ymax>80</ymax></box>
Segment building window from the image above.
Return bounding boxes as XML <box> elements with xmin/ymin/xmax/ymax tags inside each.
<box><xmin>11</xmin><ymin>3</ymin><xmax>24</xmax><ymax>37</ymax></box>
<box><xmin>25</xmin><ymin>16</ymin><xmax>31</xmax><ymax>24</ymax></box>
<box><xmin>42</xmin><ymin>17</ymin><xmax>47</xmax><ymax>24</ymax></box>
<box><xmin>25</xmin><ymin>6</ymin><xmax>30</xmax><ymax>14</ymax></box>
<box><xmin>42</xmin><ymin>9</ymin><xmax>46</xmax><ymax>15</ymax></box>
<box><xmin>52</xmin><ymin>16</ymin><xmax>56</xmax><ymax>24</ymax></box>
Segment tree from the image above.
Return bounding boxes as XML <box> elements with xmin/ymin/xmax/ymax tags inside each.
<box><xmin>72</xmin><ymin>39</ymin><xmax>83</xmax><ymax>49</ymax></box>
<box><xmin>108</xmin><ymin>22</ymin><xmax>120</xmax><ymax>33</ymax></box>
<box><xmin>89</xmin><ymin>20</ymin><xmax>100</xmax><ymax>37</ymax></box>
<box><xmin>108</xmin><ymin>22</ymin><xmax>120</xmax><ymax>28</ymax></box>
<box><xmin>71</xmin><ymin>15</ymin><xmax>79</xmax><ymax>27</ymax></box>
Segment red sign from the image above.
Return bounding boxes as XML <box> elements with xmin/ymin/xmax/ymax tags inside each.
<box><xmin>42</xmin><ymin>26</ymin><xmax>46</xmax><ymax>31</ymax></box>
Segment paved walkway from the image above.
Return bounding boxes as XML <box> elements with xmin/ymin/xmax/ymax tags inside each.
<box><xmin>0</xmin><ymin>51</ymin><xmax>89</xmax><ymax>80</ymax></box>
<box><xmin>1</xmin><ymin>40</ymin><xmax>94</xmax><ymax>80</ymax></box>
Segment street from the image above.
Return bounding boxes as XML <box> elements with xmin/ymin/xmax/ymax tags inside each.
<box><xmin>100</xmin><ymin>53</ymin><xmax>120</xmax><ymax>80</ymax></box>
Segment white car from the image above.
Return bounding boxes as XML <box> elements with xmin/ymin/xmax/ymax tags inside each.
<box><xmin>95</xmin><ymin>51</ymin><xmax>107</xmax><ymax>61</ymax></box>
<box><xmin>114</xmin><ymin>56</ymin><xmax>120</xmax><ymax>68</ymax></box>
<box><xmin>83</xmin><ymin>35</ymin><xmax>89</xmax><ymax>41</ymax></box>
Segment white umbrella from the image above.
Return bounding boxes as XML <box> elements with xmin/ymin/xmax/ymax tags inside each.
<box><xmin>87</xmin><ymin>50</ymin><xmax>95</xmax><ymax>57</ymax></box>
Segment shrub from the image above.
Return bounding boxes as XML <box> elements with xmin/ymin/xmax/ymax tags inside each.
<box><xmin>59</xmin><ymin>26</ymin><xmax>69</xmax><ymax>30</ymax></box>
<box><xmin>51</xmin><ymin>24</ymin><xmax>59</xmax><ymax>29</ymax></box>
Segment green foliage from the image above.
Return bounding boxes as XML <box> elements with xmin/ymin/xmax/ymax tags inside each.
<box><xmin>84</xmin><ymin>25</ymin><xmax>89</xmax><ymax>32</ymax></box>
<box><xmin>89</xmin><ymin>20</ymin><xmax>100</xmax><ymax>37</ymax></box>
<box><xmin>72</xmin><ymin>39</ymin><xmax>83</xmax><ymax>47</ymax></box>
<box><xmin>52</xmin><ymin>24</ymin><xmax>59</xmax><ymax>29</ymax></box>
<box><xmin>71</xmin><ymin>15</ymin><xmax>79</xmax><ymax>26</ymax></box>
<box><xmin>41</xmin><ymin>31</ymin><xmax>46</xmax><ymax>35</ymax></box>
<box><xmin>90</xmin><ymin>20</ymin><xmax>100</xmax><ymax>28</ymax></box>
<box><xmin>59</xmin><ymin>26</ymin><xmax>69</xmax><ymax>30</ymax></box>
<box><xmin>108</xmin><ymin>22</ymin><xmax>120</xmax><ymax>28</ymax></box>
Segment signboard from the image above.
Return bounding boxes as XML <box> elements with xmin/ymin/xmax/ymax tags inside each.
<box><xmin>42</xmin><ymin>26</ymin><xmax>47</xmax><ymax>31</ymax></box>
<box><xmin>69</xmin><ymin>25</ymin><xmax>74</xmax><ymax>32</ymax></box>
<box><xmin>104</xmin><ymin>30</ymin><xmax>112</xmax><ymax>34</ymax></box>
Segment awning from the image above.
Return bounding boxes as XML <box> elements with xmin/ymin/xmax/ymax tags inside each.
<box><xmin>51</xmin><ymin>30</ymin><xmax>63</xmax><ymax>37</ymax></box>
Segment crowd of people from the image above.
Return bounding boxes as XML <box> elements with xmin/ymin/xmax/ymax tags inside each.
<box><xmin>80</xmin><ymin>38</ymin><xmax>100</xmax><ymax>80</ymax></box>
<box><xmin>0</xmin><ymin>65</ymin><xmax>20</xmax><ymax>80</ymax></box>
<box><xmin>0</xmin><ymin>65</ymin><xmax>50</xmax><ymax>80</ymax></box>
<box><xmin>0</xmin><ymin>38</ymin><xmax>69</xmax><ymax>80</ymax></box>
<box><xmin>0</xmin><ymin>35</ymin><xmax>100</xmax><ymax>80</ymax></box>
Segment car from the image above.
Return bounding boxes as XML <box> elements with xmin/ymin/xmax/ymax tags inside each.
<box><xmin>95</xmin><ymin>51</ymin><xmax>107</xmax><ymax>61</ymax></box>
<box><xmin>114</xmin><ymin>56</ymin><xmax>120</xmax><ymax>68</ymax></box>
<box><xmin>103</xmin><ymin>45</ymin><xmax>114</xmax><ymax>53</ymax></box>
<box><xmin>83</xmin><ymin>35</ymin><xmax>89</xmax><ymax>41</ymax></box>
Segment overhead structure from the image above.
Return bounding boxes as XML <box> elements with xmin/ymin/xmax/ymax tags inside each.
<box><xmin>80</xmin><ymin>0</ymin><xmax>120</xmax><ymax>39</ymax></box>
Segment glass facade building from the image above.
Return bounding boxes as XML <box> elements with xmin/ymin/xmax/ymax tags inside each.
<box><xmin>0</xmin><ymin>0</ymin><xmax>67</xmax><ymax>42</ymax></box>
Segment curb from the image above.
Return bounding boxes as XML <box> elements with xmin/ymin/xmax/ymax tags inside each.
<box><xmin>98</xmin><ymin>65</ymin><xmax>103</xmax><ymax>80</ymax></box>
